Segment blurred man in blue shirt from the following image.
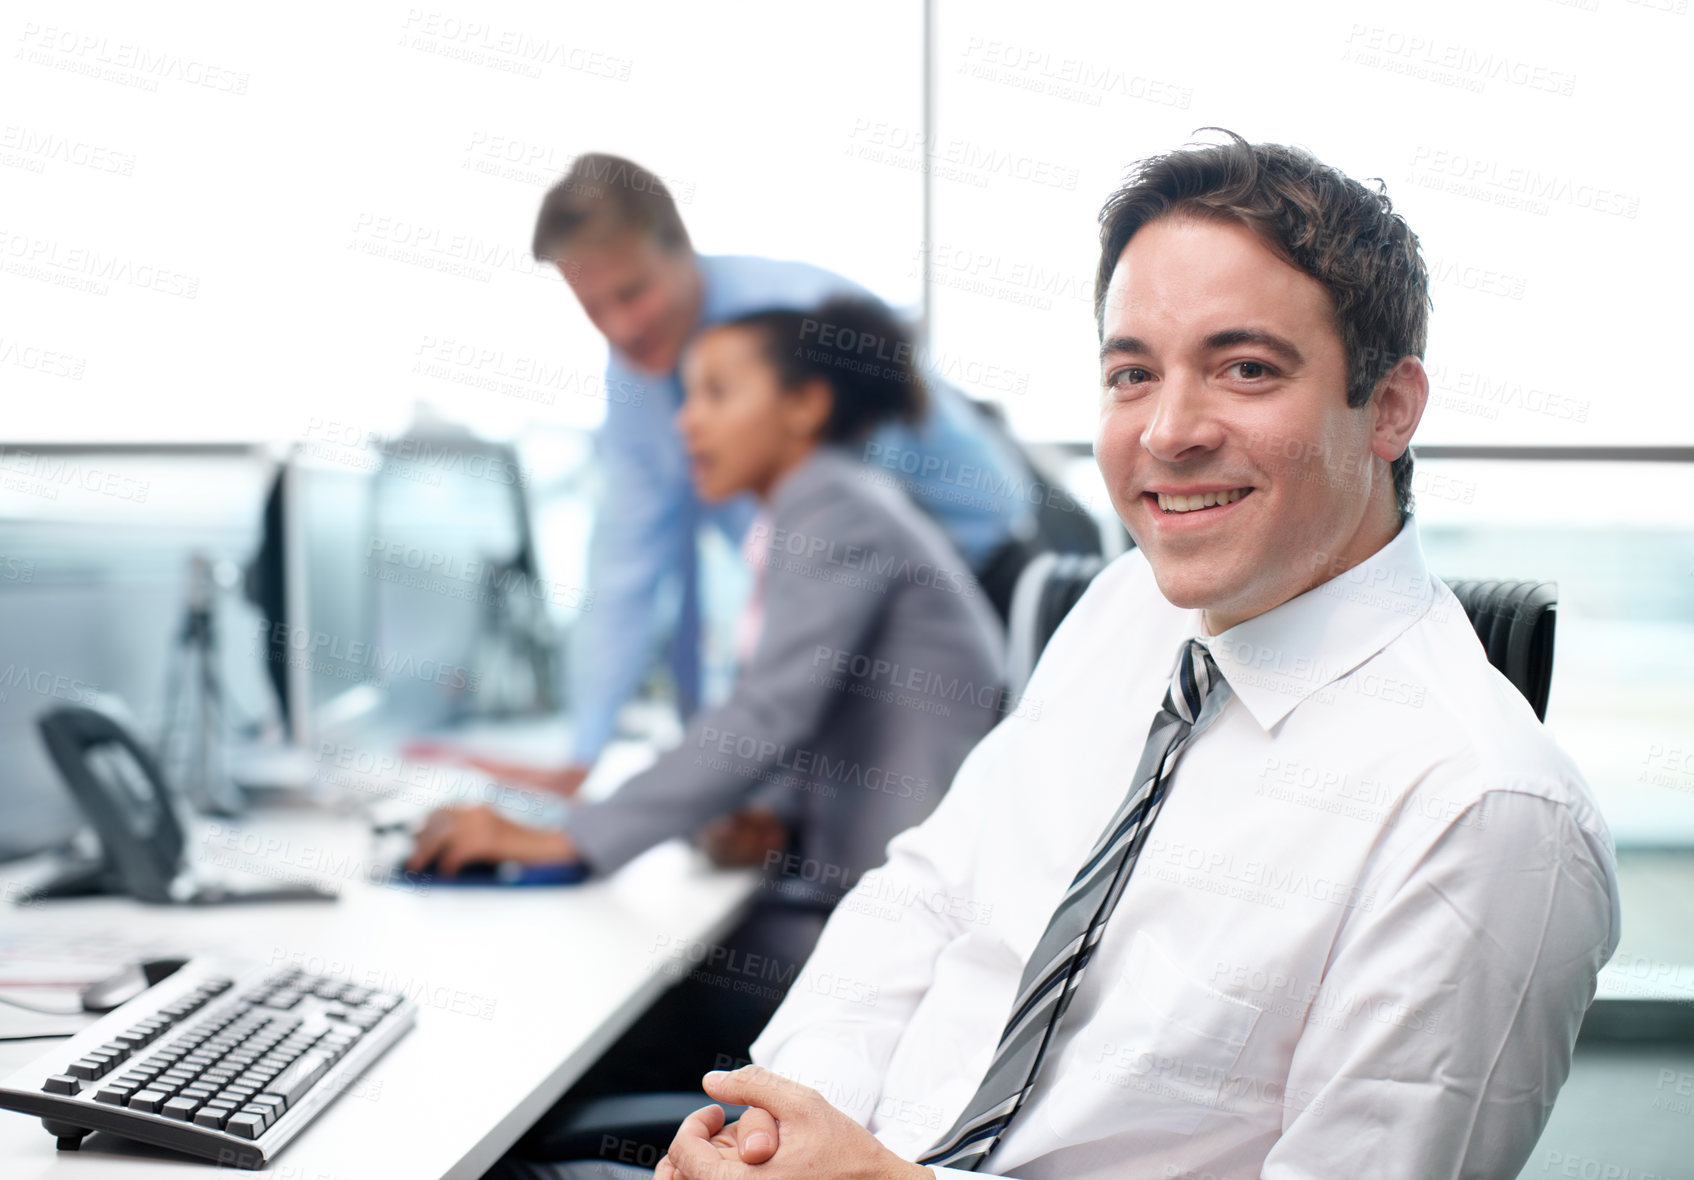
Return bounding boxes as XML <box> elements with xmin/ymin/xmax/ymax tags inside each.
<box><xmin>490</xmin><ymin>153</ymin><xmax>1037</xmax><ymax>795</ymax></box>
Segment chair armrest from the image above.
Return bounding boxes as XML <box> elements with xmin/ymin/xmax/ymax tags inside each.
<box><xmin>514</xmin><ymin>1091</ymin><xmax>750</xmax><ymax>1164</ymax></box>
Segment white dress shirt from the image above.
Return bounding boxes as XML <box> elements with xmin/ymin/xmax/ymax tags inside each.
<box><xmin>751</xmin><ymin>519</ymin><xmax>1620</xmax><ymax>1179</ymax></box>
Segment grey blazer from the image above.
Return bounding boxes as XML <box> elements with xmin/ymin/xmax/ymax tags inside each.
<box><xmin>567</xmin><ymin>446</ymin><xmax>1006</xmax><ymax>890</ymax></box>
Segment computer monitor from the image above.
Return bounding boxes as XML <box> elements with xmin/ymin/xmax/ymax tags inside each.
<box><xmin>247</xmin><ymin>433</ymin><xmax>555</xmax><ymax>752</ymax></box>
<box><xmin>0</xmin><ymin>445</ymin><xmax>273</xmax><ymax>859</ymax></box>
<box><xmin>247</xmin><ymin>445</ymin><xmax>383</xmax><ymax>751</ymax></box>
<box><xmin>0</xmin><ymin>573</ymin><xmax>114</xmax><ymax>861</ymax></box>
<box><xmin>366</xmin><ymin>434</ymin><xmax>541</xmax><ymax>733</ymax></box>
<box><xmin>286</xmin><ymin>451</ymin><xmax>383</xmax><ymax>743</ymax></box>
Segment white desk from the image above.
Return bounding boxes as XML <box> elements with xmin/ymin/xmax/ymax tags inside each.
<box><xmin>0</xmin><ymin>803</ymin><xmax>757</xmax><ymax>1178</ymax></box>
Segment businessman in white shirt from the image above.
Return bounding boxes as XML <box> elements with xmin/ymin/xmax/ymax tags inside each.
<box><xmin>521</xmin><ymin>133</ymin><xmax>1620</xmax><ymax>1180</ymax></box>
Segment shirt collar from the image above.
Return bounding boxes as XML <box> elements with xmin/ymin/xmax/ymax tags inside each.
<box><xmin>696</xmin><ymin>253</ymin><xmax>733</xmax><ymax>327</ymax></box>
<box><xmin>1199</xmin><ymin>518</ymin><xmax>1437</xmax><ymax>731</ymax></box>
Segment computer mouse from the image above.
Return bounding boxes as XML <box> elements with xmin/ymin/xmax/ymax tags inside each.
<box><xmin>80</xmin><ymin>958</ymin><xmax>189</xmax><ymax>1014</ymax></box>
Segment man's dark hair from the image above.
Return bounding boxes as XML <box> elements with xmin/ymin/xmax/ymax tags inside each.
<box><xmin>1095</xmin><ymin>130</ymin><xmax>1429</xmax><ymax>518</ymax></box>
<box><xmin>531</xmin><ymin>152</ymin><xmax>691</xmax><ymax>261</ymax></box>
<box><xmin>723</xmin><ymin>297</ymin><xmax>929</xmax><ymax>443</ymax></box>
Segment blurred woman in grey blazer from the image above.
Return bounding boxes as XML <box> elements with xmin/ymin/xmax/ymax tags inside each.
<box><xmin>561</xmin><ymin>295</ymin><xmax>1007</xmax><ymax>891</ymax></box>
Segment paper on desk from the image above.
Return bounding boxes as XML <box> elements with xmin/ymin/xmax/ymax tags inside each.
<box><xmin>0</xmin><ymin>929</ymin><xmax>177</xmax><ymax>1039</ymax></box>
<box><xmin>0</xmin><ymin>997</ymin><xmax>94</xmax><ymax>1041</ymax></box>
<box><xmin>0</xmin><ymin>925</ymin><xmax>196</xmax><ymax>988</ymax></box>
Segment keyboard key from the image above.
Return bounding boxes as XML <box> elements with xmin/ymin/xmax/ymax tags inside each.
<box><xmin>128</xmin><ymin>1089</ymin><xmax>169</xmax><ymax>1113</ymax></box>
<box><xmin>41</xmin><ymin>1075</ymin><xmax>80</xmax><ymax>1095</ymax></box>
<box><xmin>267</xmin><ymin>1049</ymin><xmax>333</xmax><ymax>1106</ymax></box>
<box><xmin>162</xmin><ymin>1096</ymin><xmax>200</xmax><ymax>1120</ymax></box>
<box><xmin>252</xmin><ymin>1092</ymin><xmax>289</xmax><ymax>1116</ymax></box>
<box><xmin>67</xmin><ymin>1059</ymin><xmax>106</xmax><ymax>1081</ymax></box>
<box><xmin>239</xmin><ymin>1102</ymin><xmax>276</xmax><ymax>1129</ymax></box>
<box><xmin>193</xmin><ymin>1103</ymin><xmax>235</xmax><ymax>1130</ymax></box>
<box><xmin>94</xmin><ymin>1084</ymin><xmax>134</xmax><ymax>1105</ymax></box>
<box><xmin>224</xmin><ymin>1112</ymin><xmax>267</xmax><ymax>1139</ymax></box>
<box><xmin>321</xmin><ymin>1037</ymin><xmax>356</xmax><ymax>1060</ymax></box>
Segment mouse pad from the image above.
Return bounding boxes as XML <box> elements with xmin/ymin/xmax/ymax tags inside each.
<box><xmin>398</xmin><ymin>861</ymin><xmax>587</xmax><ymax>887</ymax></box>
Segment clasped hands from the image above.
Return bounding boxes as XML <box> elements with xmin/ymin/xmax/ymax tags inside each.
<box><xmin>655</xmin><ymin>1066</ymin><xmax>930</xmax><ymax>1180</ymax></box>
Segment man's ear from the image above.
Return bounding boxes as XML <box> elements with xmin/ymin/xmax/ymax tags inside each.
<box><xmin>1370</xmin><ymin>356</ymin><xmax>1428</xmax><ymax>466</ymax></box>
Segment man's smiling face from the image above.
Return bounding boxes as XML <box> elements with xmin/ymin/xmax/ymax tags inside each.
<box><xmin>1095</xmin><ymin>215</ymin><xmax>1402</xmax><ymax>633</ymax></box>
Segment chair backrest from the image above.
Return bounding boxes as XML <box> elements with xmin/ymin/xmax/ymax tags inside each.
<box><xmin>1004</xmin><ymin>557</ymin><xmax>1558</xmax><ymax>721</ymax></box>
<box><xmin>1441</xmin><ymin>579</ymin><xmax>1558</xmax><ymax>721</ymax></box>
<box><xmin>1004</xmin><ymin>552</ymin><xmax>1108</xmax><ymax>697</ymax></box>
<box><xmin>959</xmin><ymin>397</ymin><xmax>1106</xmax><ymax>558</ymax></box>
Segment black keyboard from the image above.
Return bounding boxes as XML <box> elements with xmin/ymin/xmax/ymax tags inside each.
<box><xmin>0</xmin><ymin>956</ymin><xmax>415</xmax><ymax>1169</ymax></box>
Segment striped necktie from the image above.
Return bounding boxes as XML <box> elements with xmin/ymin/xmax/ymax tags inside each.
<box><xmin>919</xmin><ymin>638</ymin><xmax>1232</xmax><ymax>1172</ymax></box>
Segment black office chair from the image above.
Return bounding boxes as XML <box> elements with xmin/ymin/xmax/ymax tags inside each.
<box><xmin>1004</xmin><ymin>557</ymin><xmax>1558</xmax><ymax>720</ymax></box>
<box><xmin>510</xmin><ymin>1092</ymin><xmax>751</xmax><ymax>1166</ymax></box>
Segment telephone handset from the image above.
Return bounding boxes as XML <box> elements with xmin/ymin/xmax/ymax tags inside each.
<box><xmin>27</xmin><ymin>704</ymin><xmax>333</xmax><ymax>906</ymax></box>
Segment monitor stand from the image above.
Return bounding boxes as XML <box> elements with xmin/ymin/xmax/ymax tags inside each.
<box><xmin>21</xmin><ymin>852</ymin><xmax>336</xmax><ymax>905</ymax></box>
<box><xmin>226</xmin><ymin>743</ymin><xmax>321</xmax><ymax>795</ymax></box>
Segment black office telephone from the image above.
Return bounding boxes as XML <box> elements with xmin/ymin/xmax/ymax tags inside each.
<box><xmin>24</xmin><ymin>705</ymin><xmax>334</xmax><ymax>906</ymax></box>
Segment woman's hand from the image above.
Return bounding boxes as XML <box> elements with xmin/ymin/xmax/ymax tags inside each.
<box><xmin>696</xmin><ymin>808</ymin><xmax>788</xmax><ymax>868</ymax></box>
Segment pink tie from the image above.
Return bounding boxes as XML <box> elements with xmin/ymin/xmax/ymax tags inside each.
<box><xmin>735</xmin><ymin>513</ymin><xmax>773</xmax><ymax>666</ymax></box>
